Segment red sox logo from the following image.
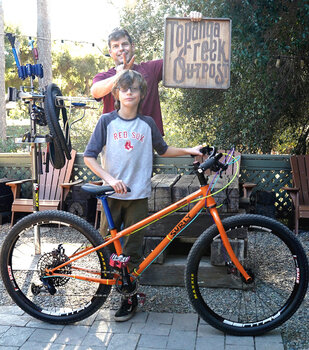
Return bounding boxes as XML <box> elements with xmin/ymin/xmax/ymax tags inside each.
<box><xmin>124</xmin><ymin>141</ymin><xmax>134</xmax><ymax>151</ymax></box>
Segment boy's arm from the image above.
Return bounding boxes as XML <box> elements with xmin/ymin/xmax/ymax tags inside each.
<box><xmin>161</xmin><ymin>145</ymin><xmax>203</xmax><ymax>157</ymax></box>
<box><xmin>84</xmin><ymin>156</ymin><xmax>128</xmax><ymax>194</ymax></box>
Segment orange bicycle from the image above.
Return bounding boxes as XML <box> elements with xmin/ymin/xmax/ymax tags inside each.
<box><xmin>1</xmin><ymin>146</ymin><xmax>308</xmax><ymax>336</ymax></box>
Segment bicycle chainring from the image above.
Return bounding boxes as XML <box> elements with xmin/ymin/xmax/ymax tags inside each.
<box><xmin>115</xmin><ymin>274</ymin><xmax>139</xmax><ymax>297</ymax></box>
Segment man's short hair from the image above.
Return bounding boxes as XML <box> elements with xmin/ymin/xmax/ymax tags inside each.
<box><xmin>108</xmin><ymin>28</ymin><xmax>133</xmax><ymax>48</ymax></box>
<box><xmin>112</xmin><ymin>70</ymin><xmax>147</xmax><ymax>112</ymax></box>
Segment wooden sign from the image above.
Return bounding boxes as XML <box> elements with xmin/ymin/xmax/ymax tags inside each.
<box><xmin>163</xmin><ymin>17</ymin><xmax>231</xmax><ymax>89</ymax></box>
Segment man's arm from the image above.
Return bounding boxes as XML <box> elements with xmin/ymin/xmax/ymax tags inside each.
<box><xmin>84</xmin><ymin>156</ymin><xmax>128</xmax><ymax>194</ymax></box>
<box><xmin>91</xmin><ymin>75</ymin><xmax>120</xmax><ymax>99</ymax></box>
<box><xmin>91</xmin><ymin>53</ymin><xmax>135</xmax><ymax>99</ymax></box>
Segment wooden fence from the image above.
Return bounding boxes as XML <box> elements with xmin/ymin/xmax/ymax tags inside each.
<box><xmin>0</xmin><ymin>152</ymin><xmax>293</xmax><ymax>218</ymax></box>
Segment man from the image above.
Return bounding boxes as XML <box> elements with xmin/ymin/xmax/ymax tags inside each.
<box><xmin>91</xmin><ymin>11</ymin><xmax>202</xmax><ymax>135</ymax></box>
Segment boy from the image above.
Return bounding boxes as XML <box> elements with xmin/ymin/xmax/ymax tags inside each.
<box><xmin>84</xmin><ymin>70</ymin><xmax>202</xmax><ymax>321</ymax></box>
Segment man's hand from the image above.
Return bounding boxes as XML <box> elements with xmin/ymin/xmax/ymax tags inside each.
<box><xmin>116</xmin><ymin>53</ymin><xmax>135</xmax><ymax>73</ymax></box>
<box><xmin>123</xmin><ymin>53</ymin><xmax>135</xmax><ymax>69</ymax></box>
<box><xmin>189</xmin><ymin>11</ymin><xmax>203</xmax><ymax>22</ymax></box>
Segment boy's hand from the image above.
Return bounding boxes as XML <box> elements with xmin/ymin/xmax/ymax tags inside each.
<box><xmin>109</xmin><ymin>178</ymin><xmax>128</xmax><ymax>194</ymax></box>
<box><xmin>190</xmin><ymin>145</ymin><xmax>204</xmax><ymax>156</ymax></box>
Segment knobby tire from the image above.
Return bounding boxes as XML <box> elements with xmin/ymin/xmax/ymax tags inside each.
<box><xmin>185</xmin><ymin>214</ymin><xmax>308</xmax><ymax>336</ymax></box>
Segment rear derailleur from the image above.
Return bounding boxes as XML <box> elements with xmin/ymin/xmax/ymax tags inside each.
<box><xmin>31</xmin><ymin>244</ymin><xmax>71</xmax><ymax>296</ymax></box>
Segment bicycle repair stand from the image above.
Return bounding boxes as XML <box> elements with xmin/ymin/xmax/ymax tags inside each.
<box><xmin>6</xmin><ymin>33</ymin><xmax>46</xmax><ymax>254</ymax></box>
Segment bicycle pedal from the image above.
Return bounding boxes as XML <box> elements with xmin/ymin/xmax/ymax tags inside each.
<box><xmin>109</xmin><ymin>253</ymin><xmax>130</xmax><ymax>269</ymax></box>
<box><xmin>137</xmin><ymin>292</ymin><xmax>146</xmax><ymax>306</ymax></box>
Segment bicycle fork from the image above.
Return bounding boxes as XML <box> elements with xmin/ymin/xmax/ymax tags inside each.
<box><xmin>203</xmin><ymin>186</ymin><xmax>252</xmax><ymax>283</ymax></box>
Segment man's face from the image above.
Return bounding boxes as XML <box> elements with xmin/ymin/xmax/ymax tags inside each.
<box><xmin>109</xmin><ymin>36</ymin><xmax>134</xmax><ymax>66</ymax></box>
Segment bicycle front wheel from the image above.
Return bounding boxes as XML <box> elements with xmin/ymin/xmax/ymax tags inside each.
<box><xmin>1</xmin><ymin>211</ymin><xmax>112</xmax><ymax>324</ymax></box>
<box><xmin>185</xmin><ymin>214</ymin><xmax>308</xmax><ymax>336</ymax></box>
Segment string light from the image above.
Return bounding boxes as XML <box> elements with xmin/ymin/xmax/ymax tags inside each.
<box><xmin>2</xmin><ymin>31</ymin><xmax>105</xmax><ymax>53</ymax></box>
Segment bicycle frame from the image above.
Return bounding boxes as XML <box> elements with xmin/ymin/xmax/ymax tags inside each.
<box><xmin>48</xmin><ymin>182</ymin><xmax>252</xmax><ymax>284</ymax></box>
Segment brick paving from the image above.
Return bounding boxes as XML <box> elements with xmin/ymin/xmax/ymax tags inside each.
<box><xmin>0</xmin><ymin>305</ymin><xmax>284</xmax><ymax>350</ymax></box>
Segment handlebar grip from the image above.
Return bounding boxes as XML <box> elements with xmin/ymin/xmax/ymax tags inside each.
<box><xmin>199</xmin><ymin>157</ymin><xmax>217</xmax><ymax>172</ymax></box>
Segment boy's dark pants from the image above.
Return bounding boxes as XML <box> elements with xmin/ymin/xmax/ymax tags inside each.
<box><xmin>100</xmin><ymin>197</ymin><xmax>148</xmax><ymax>269</ymax></box>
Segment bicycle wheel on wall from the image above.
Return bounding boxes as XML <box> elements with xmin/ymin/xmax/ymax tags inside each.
<box><xmin>0</xmin><ymin>211</ymin><xmax>112</xmax><ymax>324</ymax></box>
<box><xmin>44</xmin><ymin>83</ymin><xmax>71</xmax><ymax>168</ymax></box>
<box><xmin>185</xmin><ymin>214</ymin><xmax>308</xmax><ymax>336</ymax></box>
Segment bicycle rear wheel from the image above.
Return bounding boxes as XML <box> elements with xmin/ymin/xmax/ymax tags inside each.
<box><xmin>185</xmin><ymin>214</ymin><xmax>308</xmax><ymax>336</ymax></box>
<box><xmin>1</xmin><ymin>211</ymin><xmax>112</xmax><ymax>324</ymax></box>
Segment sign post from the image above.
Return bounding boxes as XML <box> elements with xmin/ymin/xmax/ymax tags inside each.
<box><xmin>163</xmin><ymin>17</ymin><xmax>231</xmax><ymax>89</ymax></box>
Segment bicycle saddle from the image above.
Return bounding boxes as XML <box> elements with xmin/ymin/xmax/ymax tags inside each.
<box><xmin>81</xmin><ymin>183</ymin><xmax>131</xmax><ymax>196</ymax></box>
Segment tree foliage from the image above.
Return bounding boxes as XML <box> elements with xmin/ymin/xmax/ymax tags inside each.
<box><xmin>120</xmin><ymin>0</ymin><xmax>309</xmax><ymax>154</ymax></box>
<box><xmin>52</xmin><ymin>46</ymin><xmax>109</xmax><ymax>96</ymax></box>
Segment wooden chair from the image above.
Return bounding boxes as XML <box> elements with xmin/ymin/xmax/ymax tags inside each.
<box><xmin>282</xmin><ymin>155</ymin><xmax>309</xmax><ymax>234</ymax></box>
<box><xmin>7</xmin><ymin>149</ymin><xmax>82</xmax><ymax>226</ymax></box>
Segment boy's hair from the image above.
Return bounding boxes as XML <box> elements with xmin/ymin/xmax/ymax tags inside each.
<box><xmin>108</xmin><ymin>28</ymin><xmax>133</xmax><ymax>48</ymax></box>
<box><xmin>112</xmin><ymin>70</ymin><xmax>147</xmax><ymax>112</ymax></box>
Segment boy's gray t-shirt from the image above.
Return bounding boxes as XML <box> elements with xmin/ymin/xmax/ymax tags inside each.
<box><xmin>84</xmin><ymin>111</ymin><xmax>168</xmax><ymax>200</ymax></box>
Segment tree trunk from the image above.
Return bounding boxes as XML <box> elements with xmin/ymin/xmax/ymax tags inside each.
<box><xmin>37</xmin><ymin>0</ymin><xmax>52</xmax><ymax>90</ymax></box>
<box><xmin>0</xmin><ymin>0</ymin><xmax>6</xmax><ymax>140</ymax></box>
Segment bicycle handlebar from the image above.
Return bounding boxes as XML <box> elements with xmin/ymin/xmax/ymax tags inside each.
<box><xmin>197</xmin><ymin>146</ymin><xmax>229</xmax><ymax>174</ymax></box>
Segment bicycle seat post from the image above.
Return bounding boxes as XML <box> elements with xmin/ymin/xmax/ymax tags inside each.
<box><xmin>98</xmin><ymin>195</ymin><xmax>123</xmax><ymax>255</ymax></box>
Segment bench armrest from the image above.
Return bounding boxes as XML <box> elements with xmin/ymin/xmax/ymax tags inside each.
<box><xmin>241</xmin><ymin>182</ymin><xmax>257</xmax><ymax>198</ymax></box>
<box><xmin>60</xmin><ymin>179</ymin><xmax>83</xmax><ymax>188</ymax></box>
<box><xmin>6</xmin><ymin>179</ymin><xmax>32</xmax><ymax>187</ymax></box>
<box><xmin>281</xmin><ymin>186</ymin><xmax>299</xmax><ymax>193</ymax></box>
